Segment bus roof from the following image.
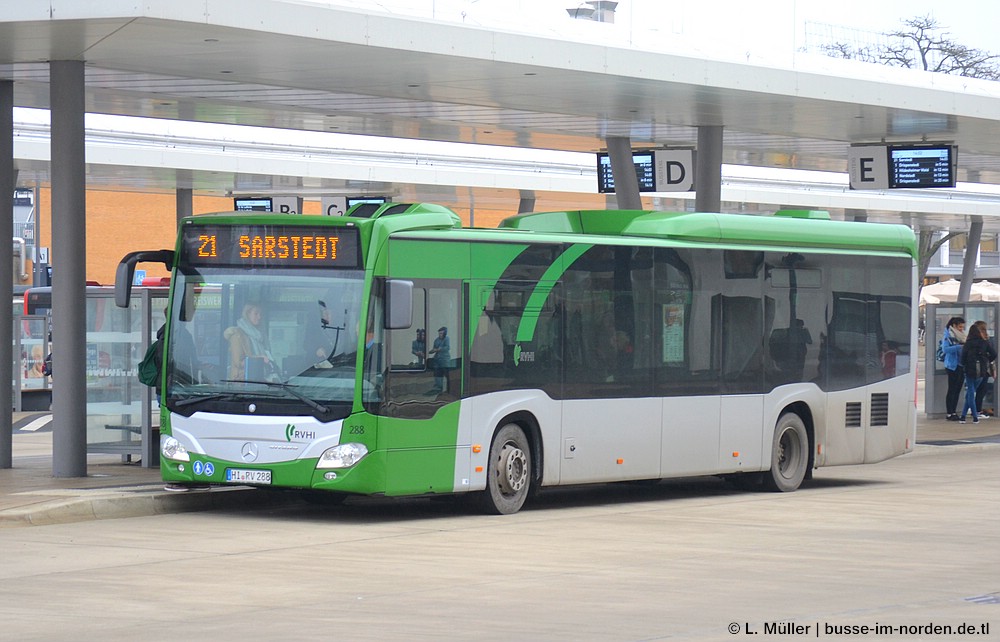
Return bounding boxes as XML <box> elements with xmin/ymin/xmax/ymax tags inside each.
<box><xmin>180</xmin><ymin>204</ymin><xmax>916</xmax><ymax>259</ymax></box>
<box><xmin>499</xmin><ymin>209</ymin><xmax>917</xmax><ymax>259</ymax></box>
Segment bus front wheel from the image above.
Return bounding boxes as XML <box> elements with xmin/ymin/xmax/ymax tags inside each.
<box><xmin>480</xmin><ymin>423</ymin><xmax>532</xmax><ymax>515</ymax></box>
<box><xmin>764</xmin><ymin>412</ymin><xmax>809</xmax><ymax>492</ymax></box>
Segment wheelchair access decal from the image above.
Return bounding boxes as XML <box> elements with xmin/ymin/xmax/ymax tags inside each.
<box><xmin>192</xmin><ymin>461</ymin><xmax>216</xmax><ymax>477</ymax></box>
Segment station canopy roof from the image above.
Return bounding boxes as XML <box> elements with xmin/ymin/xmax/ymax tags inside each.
<box><xmin>2</xmin><ymin>1</ymin><xmax>1000</xmax><ymax>227</ymax></box>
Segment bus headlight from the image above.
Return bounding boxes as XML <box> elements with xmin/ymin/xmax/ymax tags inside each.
<box><xmin>317</xmin><ymin>443</ymin><xmax>368</xmax><ymax>469</ymax></box>
<box><xmin>161</xmin><ymin>436</ymin><xmax>190</xmax><ymax>462</ymax></box>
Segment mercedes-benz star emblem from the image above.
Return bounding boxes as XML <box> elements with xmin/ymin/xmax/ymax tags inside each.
<box><xmin>241</xmin><ymin>442</ymin><xmax>259</xmax><ymax>462</ymax></box>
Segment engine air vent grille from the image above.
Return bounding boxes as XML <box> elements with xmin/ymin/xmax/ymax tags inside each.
<box><xmin>871</xmin><ymin>393</ymin><xmax>889</xmax><ymax>426</ymax></box>
<box><xmin>845</xmin><ymin>401</ymin><xmax>862</xmax><ymax>428</ymax></box>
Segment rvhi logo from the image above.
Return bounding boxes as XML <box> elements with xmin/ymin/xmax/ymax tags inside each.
<box><xmin>285</xmin><ymin>424</ymin><xmax>316</xmax><ymax>441</ymax></box>
<box><xmin>511</xmin><ymin>344</ymin><xmax>534</xmax><ymax>366</ymax></box>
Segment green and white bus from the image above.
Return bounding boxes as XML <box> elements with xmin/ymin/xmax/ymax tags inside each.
<box><xmin>116</xmin><ymin>203</ymin><xmax>917</xmax><ymax>514</ymax></box>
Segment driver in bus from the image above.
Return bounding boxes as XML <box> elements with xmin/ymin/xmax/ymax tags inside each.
<box><xmin>224</xmin><ymin>302</ymin><xmax>277</xmax><ymax>380</ymax></box>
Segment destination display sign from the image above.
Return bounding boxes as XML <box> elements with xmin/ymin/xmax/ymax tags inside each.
<box><xmin>180</xmin><ymin>224</ymin><xmax>361</xmax><ymax>268</ymax></box>
<box><xmin>888</xmin><ymin>145</ymin><xmax>956</xmax><ymax>188</ymax></box>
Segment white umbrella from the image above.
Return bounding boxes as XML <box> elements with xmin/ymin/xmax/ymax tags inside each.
<box><xmin>919</xmin><ymin>279</ymin><xmax>1000</xmax><ymax>307</ymax></box>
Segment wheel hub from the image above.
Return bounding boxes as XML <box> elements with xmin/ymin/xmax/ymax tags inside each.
<box><xmin>498</xmin><ymin>443</ymin><xmax>527</xmax><ymax>495</ymax></box>
<box><xmin>778</xmin><ymin>431</ymin><xmax>796</xmax><ymax>476</ymax></box>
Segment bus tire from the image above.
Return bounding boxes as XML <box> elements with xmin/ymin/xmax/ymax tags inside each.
<box><xmin>480</xmin><ymin>423</ymin><xmax>532</xmax><ymax>515</ymax></box>
<box><xmin>764</xmin><ymin>412</ymin><xmax>809</xmax><ymax>492</ymax></box>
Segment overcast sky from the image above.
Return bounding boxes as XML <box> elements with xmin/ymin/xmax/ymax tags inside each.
<box><xmin>16</xmin><ymin>1</ymin><xmax>999</xmax><ymax>158</ymax></box>
<box><xmin>423</xmin><ymin>0</ymin><xmax>1000</xmax><ymax>58</ymax></box>
<box><xmin>654</xmin><ymin>0</ymin><xmax>1000</xmax><ymax>53</ymax></box>
<box><xmin>785</xmin><ymin>0</ymin><xmax>999</xmax><ymax>50</ymax></box>
<box><xmin>628</xmin><ymin>0</ymin><xmax>997</xmax><ymax>46</ymax></box>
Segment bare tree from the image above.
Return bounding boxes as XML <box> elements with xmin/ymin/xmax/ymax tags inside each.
<box><xmin>918</xmin><ymin>229</ymin><xmax>962</xmax><ymax>287</ymax></box>
<box><xmin>823</xmin><ymin>15</ymin><xmax>1000</xmax><ymax>80</ymax></box>
<box><xmin>823</xmin><ymin>41</ymin><xmax>879</xmax><ymax>63</ymax></box>
<box><xmin>824</xmin><ymin>17</ymin><xmax>996</xmax><ymax>301</ymax></box>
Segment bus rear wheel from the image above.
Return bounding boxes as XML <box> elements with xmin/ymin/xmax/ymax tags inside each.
<box><xmin>480</xmin><ymin>423</ymin><xmax>532</xmax><ymax>515</ymax></box>
<box><xmin>764</xmin><ymin>412</ymin><xmax>809</xmax><ymax>492</ymax></box>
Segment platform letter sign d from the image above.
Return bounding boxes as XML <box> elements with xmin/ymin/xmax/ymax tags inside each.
<box><xmin>653</xmin><ymin>150</ymin><xmax>694</xmax><ymax>192</ymax></box>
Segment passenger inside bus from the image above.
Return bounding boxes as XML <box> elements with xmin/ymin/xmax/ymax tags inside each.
<box><xmin>427</xmin><ymin>326</ymin><xmax>451</xmax><ymax>394</ymax></box>
<box><xmin>410</xmin><ymin>328</ymin><xmax>426</xmax><ymax>366</ymax></box>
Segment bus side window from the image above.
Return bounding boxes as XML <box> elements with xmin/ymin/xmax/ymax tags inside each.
<box><xmin>426</xmin><ymin>286</ymin><xmax>461</xmax><ymax>393</ymax></box>
<box><xmin>380</xmin><ymin>282</ymin><xmax>460</xmax><ymax>418</ymax></box>
<box><xmin>388</xmin><ymin>286</ymin><xmax>427</xmax><ymax>371</ymax></box>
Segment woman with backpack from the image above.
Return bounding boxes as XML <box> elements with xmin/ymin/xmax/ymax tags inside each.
<box><xmin>959</xmin><ymin>322</ymin><xmax>997</xmax><ymax>424</ymax></box>
<box><xmin>940</xmin><ymin>316</ymin><xmax>966</xmax><ymax>422</ymax></box>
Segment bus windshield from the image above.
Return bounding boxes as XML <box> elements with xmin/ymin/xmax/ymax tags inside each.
<box><xmin>164</xmin><ymin>266</ymin><xmax>366</xmax><ymax>419</ymax></box>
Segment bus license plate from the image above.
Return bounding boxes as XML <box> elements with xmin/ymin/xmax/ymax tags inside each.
<box><xmin>225</xmin><ymin>468</ymin><xmax>272</xmax><ymax>484</ymax></box>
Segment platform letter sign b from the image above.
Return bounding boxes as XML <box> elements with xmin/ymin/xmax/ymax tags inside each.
<box><xmin>272</xmin><ymin>196</ymin><xmax>302</xmax><ymax>214</ymax></box>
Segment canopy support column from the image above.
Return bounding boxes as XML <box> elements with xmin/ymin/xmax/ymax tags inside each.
<box><xmin>176</xmin><ymin>187</ymin><xmax>192</xmax><ymax>227</ymax></box>
<box><xmin>695</xmin><ymin>125</ymin><xmax>722</xmax><ymax>212</ymax></box>
<box><xmin>958</xmin><ymin>216</ymin><xmax>983</xmax><ymax>303</ymax></box>
<box><xmin>607</xmin><ymin>136</ymin><xmax>642</xmax><ymax>210</ymax></box>
<box><xmin>518</xmin><ymin>190</ymin><xmax>535</xmax><ymax>214</ymax></box>
<box><xmin>0</xmin><ymin>80</ymin><xmax>14</xmax><ymax>469</ymax></box>
<box><xmin>50</xmin><ymin>60</ymin><xmax>88</xmax><ymax>478</ymax></box>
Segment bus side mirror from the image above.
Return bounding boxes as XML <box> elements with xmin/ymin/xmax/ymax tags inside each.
<box><xmin>115</xmin><ymin>250</ymin><xmax>175</xmax><ymax>308</ymax></box>
<box><xmin>385</xmin><ymin>279</ymin><xmax>413</xmax><ymax>330</ymax></box>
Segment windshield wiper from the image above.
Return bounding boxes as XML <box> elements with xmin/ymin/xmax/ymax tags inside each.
<box><xmin>171</xmin><ymin>392</ymin><xmax>245</xmax><ymax>408</ymax></box>
<box><xmin>325</xmin><ymin>351</ymin><xmax>357</xmax><ymax>367</ymax></box>
<box><xmin>221</xmin><ymin>379</ymin><xmax>330</xmax><ymax>414</ymax></box>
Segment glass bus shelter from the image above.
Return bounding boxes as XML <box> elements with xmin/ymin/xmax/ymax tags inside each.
<box><xmin>11</xmin><ymin>286</ymin><xmax>167</xmax><ymax>467</ymax></box>
<box><xmin>924</xmin><ymin>302</ymin><xmax>1000</xmax><ymax>418</ymax></box>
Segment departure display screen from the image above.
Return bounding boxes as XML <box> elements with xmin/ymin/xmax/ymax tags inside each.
<box><xmin>596</xmin><ymin>151</ymin><xmax>656</xmax><ymax>193</ymax></box>
<box><xmin>180</xmin><ymin>224</ymin><xmax>361</xmax><ymax>268</ymax></box>
<box><xmin>887</xmin><ymin>145</ymin><xmax>956</xmax><ymax>188</ymax></box>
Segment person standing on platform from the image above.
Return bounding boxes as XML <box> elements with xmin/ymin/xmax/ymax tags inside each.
<box><xmin>960</xmin><ymin>322</ymin><xmax>996</xmax><ymax>424</ymax></box>
<box><xmin>940</xmin><ymin>316</ymin><xmax>966</xmax><ymax>422</ymax></box>
<box><xmin>972</xmin><ymin>320</ymin><xmax>997</xmax><ymax>419</ymax></box>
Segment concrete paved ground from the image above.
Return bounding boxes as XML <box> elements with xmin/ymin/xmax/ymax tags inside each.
<box><xmin>0</xmin><ymin>442</ymin><xmax>996</xmax><ymax>641</ymax></box>
<box><xmin>2</xmin><ymin>400</ymin><xmax>999</xmax><ymax>528</ymax></box>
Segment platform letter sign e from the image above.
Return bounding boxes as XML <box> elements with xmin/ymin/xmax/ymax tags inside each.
<box><xmin>848</xmin><ymin>145</ymin><xmax>889</xmax><ymax>190</ymax></box>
